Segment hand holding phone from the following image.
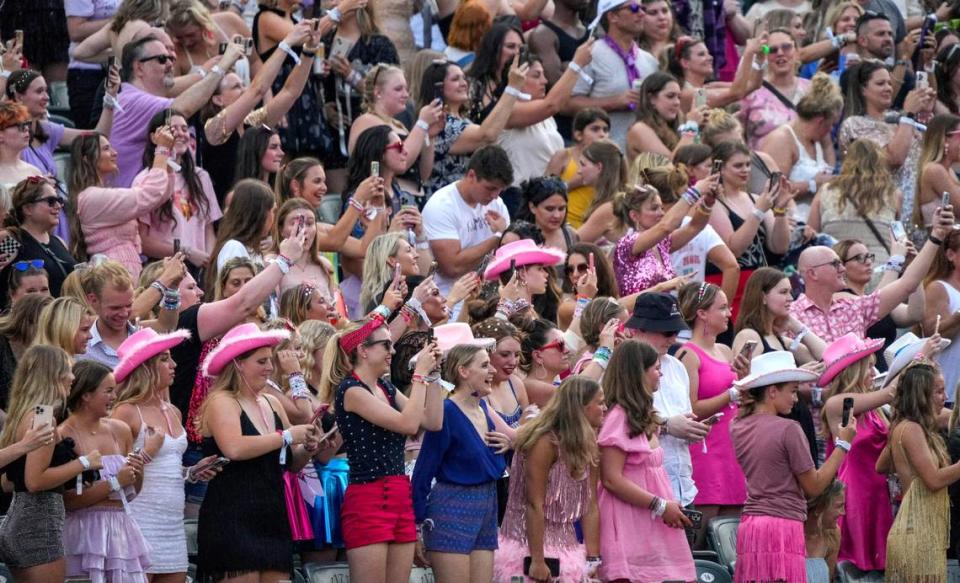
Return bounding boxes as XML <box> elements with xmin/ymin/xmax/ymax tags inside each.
<box><xmin>32</xmin><ymin>405</ymin><xmax>54</xmax><ymax>430</ymax></box>
<box><xmin>739</xmin><ymin>340</ymin><xmax>758</xmax><ymax>362</ymax></box>
<box><xmin>841</xmin><ymin>397</ymin><xmax>855</xmax><ymax>427</ymax></box>
<box><xmin>890</xmin><ymin>220</ymin><xmax>906</xmax><ymax>242</ymax></box>
<box><xmin>588</xmin><ymin>252</ymin><xmax>595</xmax><ymax>272</ymax></box>
<box><xmin>943</xmin><ymin>191</ymin><xmax>952</xmax><ymax>209</ymax></box>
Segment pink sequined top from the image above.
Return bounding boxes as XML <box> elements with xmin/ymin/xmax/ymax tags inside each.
<box><xmin>500</xmin><ymin>438</ymin><xmax>590</xmax><ymax>549</ymax></box>
<box><xmin>613</xmin><ymin>230</ymin><xmax>675</xmax><ymax>296</ymax></box>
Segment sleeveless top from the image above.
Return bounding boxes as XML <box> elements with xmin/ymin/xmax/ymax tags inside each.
<box><xmin>494</xmin><ymin>379</ymin><xmax>524</xmax><ymax>428</ymax></box>
<box><xmin>334</xmin><ymin>374</ymin><xmax>406</xmax><ymax>484</ymax></box>
<box><xmin>934</xmin><ymin>280</ymin><xmax>960</xmax><ymax>401</ymax></box>
<box><xmin>539</xmin><ymin>20</ymin><xmax>590</xmax><ymax>63</ymax></box>
<box><xmin>5</xmin><ymin>437</ymin><xmax>77</xmax><ymax>492</ymax></box>
<box><xmin>712</xmin><ymin>194</ymin><xmax>769</xmax><ymax>271</ymax></box>
<box><xmin>783</xmin><ymin>125</ymin><xmax>829</xmax><ymax>183</ymax></box>
<box><xmin>561</xmin><ymin>155</ymin><xmax>596</xmax><ymax>229</ymax></box>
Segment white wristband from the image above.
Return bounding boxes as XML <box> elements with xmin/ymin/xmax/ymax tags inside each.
<box><xmin>751</xmin><ymin>208</ymin><xmax>766</xmax><ymax>222</ymax></box>
<box><xmin>278</xmin><ymin>41</ymin><xmax>301</xmax><ymax>65</ymax></box>
<box><xmin>416</xmin><ymin>119</ymin><xmax>430</xmax><ymax>132</ymax></box>
<box><xmin>210</xmin><ymin>65</ymin><xmax>226</xmax><ymax>78</ymax></box>
<box><xmin>503</xmin><ymin>86</ymin><xmax>532</xmax><ymax>101</ymax></box>
<box><xmin>728</xmin><ymin>387</ymin><xmax>741</xmax><ymax>404</ymax></box>
<box><xmin>108</xmin><ymin>476</ymin><xmax>122</xmax><ymax>492</ymax></box>
<box><xmin>78</xmin><ymin>455</ymin><xmax>91</xmax><ymax>470</ymax></box>
<box><xmin>834</xmin><ymin>438</ymin><xmax>852</xmax><ymax>453</ymax></box>
<box><xmin>568</xmin><ymin>62</ymin><xmax>593</xmax><ymax>85</ymax></box>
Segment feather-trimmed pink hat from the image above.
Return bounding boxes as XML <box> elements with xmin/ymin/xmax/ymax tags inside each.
<box><xmin>114</xmin><ymin>328</ymin><xmax>191</xmax><ymax>383</ymax></box>
<box><xmin>202</xmin><ymin>323</ymin><xmax>290</xmax><ymax>377</ymax></box>
<box><xmin>483</xmin><ymin>239</ymin><xmax>565</xmax><ymax>281</ymax></box>
<box><xmin>818</xmin><ymin>333</ymin><xmax>884</xmax><ymax>387</ymax></box>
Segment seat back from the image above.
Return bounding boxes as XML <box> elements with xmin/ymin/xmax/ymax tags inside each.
<box><xmin>707</xmin><ymin>516</ymin><xmax>740</xmax><ymax>574</ymax></box>
<box><xmin>303</xmin><ymin>561</ymin><xmax>351</xmax><ymax>583</ymax></box>
<box><xmin>694</xmin><ymin>559</ymin><xmax>733</xmax><ymax>583</ymax></box>
<box><xmin>318</xmin><ymin>193</ymin><xmax>343</xmax><ymax>225</ymax></box>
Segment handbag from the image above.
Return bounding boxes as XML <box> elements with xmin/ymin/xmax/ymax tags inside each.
<box><xmin>282</xmin><ymin>469</ymin><xmax>315</xmax><ymax>541</ymax></box>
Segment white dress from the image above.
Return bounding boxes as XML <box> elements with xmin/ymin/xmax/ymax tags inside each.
<box><xmin>129</xmin><ymin>406</ymin><xmax>189</xmax><ymax>574</ymax></box>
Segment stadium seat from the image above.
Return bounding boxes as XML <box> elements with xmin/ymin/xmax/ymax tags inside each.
<box><xmin>318</xmin><ymin>194</ymin><xmax>342</xmax><ymax>225</ymax></box>
<box><xmin>48</xmin><ymin>112</ymin><xmax>76</xmax><ymax>129</ymax></box>
<box><xmin>303</xmin><ymin>561</ymin><xmax>351</xmax><ymax>583</ymax></box>
<box><xmin>695</xmin><ymin>559</ymin><xmax>733</xmax><ymax>583</ymax></box>
<box><xmin>0</xmin><ymin>564</ymin><xmax>11</xmax><ymax>583</ymax></box>
<box><xmin>706</xmin><ymin>516</ymin><xmax>739</xmax><ymax>574</ymax></box>
<box><xmin>836</xmin><ymin>561</ymin><xmax>884</xmax><ymax>582</ymax></box>
<box><xmin>184</xmin><ymin>518</ymin><xmax>199</xmax><ymax>559</ymax></box>
<box><xmin>692</xmin><ymin>549</ymin><xmax>720</xmax><ymax>563</ymax></box>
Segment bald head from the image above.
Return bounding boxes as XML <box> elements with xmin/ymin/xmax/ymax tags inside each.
<box><xmin>798</xmin><ymin>246</ymin><xmax>836</xmax><ymax>273</ymax></box>
<box><xmin>799</xmin><ymin>245</ymin><xmax>846</xmax><ymax>294</ymax></box>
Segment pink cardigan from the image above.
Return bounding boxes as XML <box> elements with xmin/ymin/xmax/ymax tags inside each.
<box><xmin>78</xmin><ymin>168</ymin><xmax>170</xmax><ymax>279</ymax></box>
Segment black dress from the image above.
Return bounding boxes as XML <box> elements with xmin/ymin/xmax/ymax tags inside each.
<box><xmin>196</xmin><ymin>406</ymin><xmax>292</xmax><ymax>579</ymax></box>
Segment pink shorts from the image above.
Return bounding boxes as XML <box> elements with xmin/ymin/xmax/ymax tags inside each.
<box><xmin>341</xmin><ymin>475</ymin><xmax>416</xmax><ymax>550</ymax></box>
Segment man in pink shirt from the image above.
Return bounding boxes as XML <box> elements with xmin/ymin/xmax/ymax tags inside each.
<box><xmin>790</xmin><ymin>208</ymin><xmax>955</xmax><ymax>341</ymax></box>
<box><xmin>111</xmin><ymin>34</ymin><xmax>243</xmax><ymax>187</ymax></box>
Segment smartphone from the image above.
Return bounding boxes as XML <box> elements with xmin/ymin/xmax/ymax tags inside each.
<box><xmin>165</xmin><ymin>108</ymin><xmax>173</xmax><ymax>126</ymax></box>
<box><xmin>0</xmin><ymin>233</ymin><xmax>21</xmax><ymax>258</ymax></box>
<box><xmin>173</xmin><ymin>238</ymin><xmax>181</xmax><ymax>254</ymax></box>
<box><xmin>936</xmin><ymin>313</ymin><xmax>942</xmax><ymax>335</ymax></box>
<box><xmin>739</xmin><ymin>340</ymin><xmax>758</xmax><ymax>362</ymax></box>
<box><xmin>917</xmin><ymin>71</ymin><xmax>929</xmax><ymax>89</ymax></box>
<box><xmin>475</xmin><ymin>251</ymin><xmax>494</xmax><ymax>278</ymax></box>
<box><xmin>107</xmin><ymin>56</ymin><xmax>117</xmax><ymax>70</ymax></box>
<box><xmin>317</xmin><ymin>423</ymin><xmax>338</xmax><ymax>443</ymax></box>
<box><xmin>694</xmin><ymin>87</ymin><xmax>708</xmax><ymax>108</ymax></box>
<box><xmin>296</xmin><ymin>215</ymin><xmax>305</xmax><ymax>236</ymax></box>
<box><xmin>427</xmin><ymin>327</ymin><xmax>435</xmax><ymax>343</ymax></box>
<box><xmin>244</xmin><ymin>37</ymin><xmax>254</xmax><ymax>56</ymax></box>
<box><xmin>509</xmin><ymin>258</ymin><xmax>517</xmax><ymax>282</ymax></box>
<box><xmin>915</xmin><ymin>14</ymin><xmax>935</xmax><ymax>70</ymax></box>
<box><xmin>523</xmin><ymin>557</ymin><xmax>560</xmax><ymax>578</ymax></box>
<box><xmin>890</xmin><ymin>220</ymin><xmax>906</xmax><ymax>242</ymax></box>
<box><xmin>218</xmin><ymin>42</ymin><xmax>228</xmax><ymax>55</ymax></box>
<box><xmin>14</xmin><ymin>30</ymin><xmax>23</xmax><ymax>46</ymax></box>
<box><xmin>32</xmin><ymin>404</ymin><xmax>54</xmax><ymax>430</ymax></box>
<box><xmin>313</xmin><ymin>18</ymin><xmax>320</xmax><ymax>31</ymax></box>
<box><xmin>428</xmin><ymin>261</ymin><xmax>438</xmax><ymax>277</ymax></box>
<box><xmin>841</xmin><ymin>397</ymin><xmax>855</xmax><ymax>427</ymax></box>
<box><xmin>434</xmin><ymin>81</ymin><xmax>445</xmax><ymax>104</ymax></box>
<box><xmin>588</xmin><ymin>252</ymin><xmax>595</xmax><ymax>272</ymax></box>
<box><xmin>712</xmin><ymin>159</ymin><xmax>723</xmax><ymax>174</ymax></box>
<box><xmin>370</xmin><ymin>161</ymin><xmax>380</xmax><ymax>177</ymax></box>
<box><xmin>682</xmin><ymin>509</ymin><xmax>704</xmax><ymax>530</ymax></box>
<box><xmin>769</xmin><ymin>171</ymin><xmax>782</xmax><ymax>191</ymax></box>
<box><xmin>702</xmin><ymin>411</ymin><xmax>725</xmax><ymax>426</ymax></box>
<box><xmin>192</xmin><ymin>456</ymin><xmax>230</xmax><ymax>476</ymax></box>
<box><xmin>329</xmin><ymin>36</ymin><xmax>353</xmax><ymax>61</ymax></box>
<box><xmin>309</xmin><ymin>403</ymin><xmax>330</xmax><ymax>425</ymax></box>
<box><xmin>943</xmin><ymin>191</ymin><xmax>952</xmax><ymax>208</ymax></box>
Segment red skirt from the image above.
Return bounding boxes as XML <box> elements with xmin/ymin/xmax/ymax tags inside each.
<box><xmin>341</xmin><ymin>475</ymin><xmax>416</xmax><ymax>550</ymax></box>
<box><xmin>706</xmin><ymin>268</ymin><xmax>755</xmax><ymax>325</ymax></box>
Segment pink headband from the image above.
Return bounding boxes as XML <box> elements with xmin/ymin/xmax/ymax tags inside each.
<box><xmin>339</xmin><ymin>314</ymin><xmax>386</xmax><ymax>353</ymax></box>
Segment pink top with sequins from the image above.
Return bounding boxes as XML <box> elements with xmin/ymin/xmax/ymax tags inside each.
<box><xmin>613</xmin><ymin>230</ymin><xmax>675</xmax><ymax>296</ymax></box>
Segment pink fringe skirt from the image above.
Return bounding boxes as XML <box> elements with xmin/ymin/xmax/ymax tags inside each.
<box><xmin>735</xmin><ymin>514</ymin><xmax>806</xmax><ymax>583</ymax></box>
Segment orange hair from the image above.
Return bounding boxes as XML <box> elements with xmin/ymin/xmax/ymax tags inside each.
<box><xmin>0</xmin><ymin>102</ymin><xmax>28</xmax><ymax>129</ymax></box>
<box><xmin>448</xmin><ymin>0</ymin><xmax>493</xmax><ymax>52</ymax></box>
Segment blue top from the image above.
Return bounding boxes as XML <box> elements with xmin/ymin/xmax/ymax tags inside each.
<box><xmin>411</xmin><ymin>399</ymin><xmax>506</xmax><ymax>522</ymax></box>
<box><xmin>334</xmin><ymin>375</ymin><xmax>406</xmax><ymax>484</ymax></box>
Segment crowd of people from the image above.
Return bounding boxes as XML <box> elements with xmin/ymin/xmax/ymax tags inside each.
<box><xmin>4</xmin><ymin>0</ymin><xmax>960</xmax><ymax>581</ymax></box>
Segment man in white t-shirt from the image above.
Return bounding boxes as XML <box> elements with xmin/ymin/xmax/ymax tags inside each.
<box><xmin>624</xmin><ymin>293</ymin><xmax>710</xmax><ymax>508</ymax></box>
<box><xmin>423</xmin><ymin>145</ymin><xmax>512</xmax><ymax>309</ymax></box>
<box><xmin>564</xmin><ymin>0</ymin><xmax>659</xmax><ymax>151</ymax></box>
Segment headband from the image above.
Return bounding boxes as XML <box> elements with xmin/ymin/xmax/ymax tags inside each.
<box><xmin>338</xmin><ymin>314</ymin><xmax>386</xmax><ymax>353</ymax></box>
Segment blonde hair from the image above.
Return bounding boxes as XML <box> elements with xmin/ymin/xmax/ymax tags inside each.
<box><xmin>915</xmin><ymin>114</ymin><xmax>960</xmax><ymax>227</ymax></box>
<box><xmin>613</xmin><ymin>184</ymin><xmax>659</xmax><ymax>231</ymax></box>
<box><xmin>360</xmin><ymin>233</ymin><xmax>406</xmax><ymax>313</ymax></box>
<box><xmin>822</xmin><ymin>355</ymin><xmax>878</xmax><ymax>437</ymax></box>
<box><xmin>0</xmin><ymin>345</ymin><xmax>72</xmax><ymax>447</ymax></box>
<box><xmin>34</xmin><ymin>297</ymin><xmax>95</xmax><ymax>354</ymax></box>
<box><xmin>514</xmin><ymin>376</ymin><xmax>601</xmax><ymax>478</ymax></box>
<box><xmin>796</xmin><ymin>74</ymin><xmax>844</xmax><ymax>121</ymax></box>
<box><xmin>317</xmin><ymin>321</ymin><xmax>365</xmax><ymax>406</ymax></box>
<box><xmin>115</xmin><ymin>353</ymin><xmax>165</xmax><ymax>409</ymax></box>
<box><xmin>166</xmin><ymin>0</ymin><xmax>216</xmax><ymax>34</ymax></box>
<box><xmin>441</xmin><ymin>344</ymin><xmax>486</xmax><ymax>389</ymax></box>
<box><xmin>362</xmin><ymin>65</ymin><xmax>405</xmax><ymax>113</ymax></box>
<box><xmin>300</xmin><ymin>320</ymin><xmax>337</xmax><ymax>386</ymax></box>
<box><xmin>84</xmin><ymin>260</ymin><xmax>134</xmax><ymax>299</ymax></box>
<box><xmin>701</xmin><ymin>109</ymin><xmax>743</xmax><ymax>147</ymax></box>
<box><xmin>829</xmin><ymin>139</ymin><xmax>897</xmax><ymax>218</ymax></box>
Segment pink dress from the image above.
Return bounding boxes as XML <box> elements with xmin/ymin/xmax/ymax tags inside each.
<box><xmin>683</xmin><ymin>342</ymin><xmax>747</xmax><ymax>506</ymax></box>
<box><xmin>613</xmin><ymin>230</ymin><xmax>675</xmax><ymax>296</ymax></box>
<box><xmin>596</xmin><ymin>406</ymin><xmax>695</xmax><ymax>582</ymax></box>
<box><xmin>494</xmin><ymin>443</ymin><xmax>591</xmax><ymax>583</ymax></box>
<box><xmin>827</xmin><ymin>409</ymin><xmax>892</xmax><ymax>571</ymax></box>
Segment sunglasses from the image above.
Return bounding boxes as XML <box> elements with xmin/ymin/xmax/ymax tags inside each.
<box><xmin>810</xmin><ymin>258</ymin><xmax>843</xmax><ymax>271</ymax></box>
<box><xmin>767</xmin><ymin>43</ymin><xmax>795</xmax><ymax>55</ymax></box>
<box><xmin>538</xmin><ymin>339</ymin><xmax>566</xmax><ymax>353</ymax></box>
<box><xmin>29</xmin><ymin>195</ymin><xmax>63</xmax><ymax>208</ymax></box>
<box><xmin>12</xmin><ymin>259</ymin><xmax>43</xmax><ymax>271</ymax></box>
<box><xmin>566</xmin><ymin>263</ymin><xmax>589</xmax><ymax>275</ymax></box>
<box><xmin>845</xmin><ymin>253</ymin><xmax>876</xmax><ymax>264</ymax></box>
<box><xmin>140</xmin><ymin>54</ymin><xmax>175</xmax><ymax>65</ymax></box>
<box><xmin>2</xmin><ymin>121</ymin><xmax>30</xmax><ymax>132</ymax></box>
<box><xmin>364</xmin><ymin>338</ymin><xmax>393</xmax><ymax>351</ymax></box>
<box><xmin>385</xmin><ymin>141</ymin><xmax>404</xmax><ymax>153</ymax></box>
<box><xmin>618</xmin><ymin>1</ymin><xmax>643</xmax><ymax>13</ymax></box>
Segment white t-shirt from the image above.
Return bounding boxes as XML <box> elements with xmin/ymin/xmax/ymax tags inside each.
<box><xmin>422</xmin><ymin>181</ymin><xmax>510</xmax><ymax>308</ymax></box>
<box><xmin>653</xmin><ymin>354</ymin><xmax>698</xmax><ymax>506</ymax></box>
<box><xmin>571</xmin><ymin>40</ymin><xmax>659</xmax><ymax>151</ymax></box>
<box><xmin>670</xmin><ymin>216</ymin><xmax>725</xmax><ymax>284</ymax></box>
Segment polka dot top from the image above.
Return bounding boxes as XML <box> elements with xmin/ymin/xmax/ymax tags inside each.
<box><xmin>334</xmin><ymin>374</ymin><xmax>406</xmax><ymax>484</ymax></box>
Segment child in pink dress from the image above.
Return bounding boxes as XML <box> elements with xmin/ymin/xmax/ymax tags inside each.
<box><xmin>597</xmin><ymin>341</ymin><xmax>695</xmax><ymax>582</ymax></box>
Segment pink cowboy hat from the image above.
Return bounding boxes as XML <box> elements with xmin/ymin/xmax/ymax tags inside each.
<box><xmin>114</xmin><ymin>328</ymin><xmax>191</xmax><ymax>383</ymax></box>
<box><xmin>483</xmin><ymin>239</ymin><xmax>565</xmax><ymax>281</ymax></box>
<box><xmin>202</xmin><ymin>323</ymin><xmax>290</xmax><ymax>377</ymax></box>
<box><xmin>818</xmin><ymin>332</ymin><xmax>885</xmax><ymax>387</ymax></box>
<box><xmin>407</xmin><ymin>323</ymin><xmax>495</xmax><ymax>369</ymax></box>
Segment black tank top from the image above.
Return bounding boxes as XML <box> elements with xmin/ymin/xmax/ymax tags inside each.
<box><xmin>539</xmin><ymin>20</ymin><xmax>589</xmax><ymax>63</ymax></box>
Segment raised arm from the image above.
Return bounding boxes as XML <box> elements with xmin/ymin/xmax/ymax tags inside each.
<box><xmin>878</xmin><ymin>206</ymin><xmax>953</xmax><ymax>318</ymax></box>
<box><xmin>506</xmin><ymin>40</ymin><xmax>594</xmax><ymax>129</ymax></box>
<box><xmin>449</xmin><ymin>57</ymin><xmax>526</xmax><ymax>155</ymax></box>
<box><xmin>171</xmin><ymin>44</ymin><xmax>245</xmax><ymax>118</ymax></box>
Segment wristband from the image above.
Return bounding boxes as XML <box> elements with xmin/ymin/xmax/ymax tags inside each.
<box><xmin>108</xmin><ymin>475</ymin><xmax>122</xmax><ymax>492</ymax></box>
<box><xmin>681</xmin><ymin>186</ymin><xmax>701</xmax><ymax>206</ymax></box>
<box><xmin>678</xmin><ymin>121</ymin><xmax>700</xmax><ymax>137</ymax></box>
<box><xmin>347</xmin><ymin>197</ymin><xmax>365</xmax><ymax>213</ymax></box>
<box><xmin>751</xmin><ymin>57</ymin><xmax>765</xmax><ymax>71</ymax></box>
<box><xmin>568</xmin><ymin>61</ymin><xmax>594</xmax><ymax>85</ymax></box>
<box><xmin>574</xmin><ymin>296</ymin><xmax>590</xmax><ymax>318</ymax></box>
<box><xmin>273</xmin><ymin>254</ymin><xmax>294</xmax><ymax>274</ymax></box>
<box><xmin>696</xmin><ymin>202</ymin><xmax>714</xmax><ymax>216</ymax></box>
<box><xmin>288</xmin><ymin>372</ymin><xmax>310</xmax><ymax>399</ymax></box>
<box><xmin>812</xmin><ymin>386</ymin><xmax>823</xmax><ymax>407</ymax></box>
<box><xmin>138</xmin><ymin>450</ymin><xmax>153</xmax><ymax>464</ymax></box>
<box><xmin>411</xmin><ymin>373</ymin><xmax>429</xmax><ymax>385</ymax></box>
<box><xmin>930</xmin><ymin>233</ymin><xmax>945</xmax><ymax>246</ymax></box>
<box><xmin>772</xmin><ymin>206</ymin><xmax>788</xmax><ymax>216</ymax></box>
<box><xmin>899</xmin><ymin>116</ymin><xmax>926</xmax><ymax>131</ymax></box>
<box><xmin>278</xmin><ymin>41</ymin><xmax>301</xmax><ymax>65</ymax></box>
<box><xmin>416</xmin><ymin>119</ymin><xmax>430</xmax><ymax>132</ymax></box>
<box><xmin>650</xmin><ymin>496</ymin><xmax>668</xmax><ymax>519</ymax></box>
<box><xmin>191</xmin><ymin>65</ymin><xmax>208</xmax><ymax>79</ymax></box>
<box><xmin>327</xmin><ymin>7</ymin><xmax>343</xmax><ymax>22</ymax></box>
<box><xmin>103</xmin><ymin>93</ymin><xmax>124</xmax><ymax>113</ymax></box>
<box><xmin>78</xmin><ymin>455</ymin><xmax>91</xmax><ymax>470</ymax></box>
<box><xmin>161</xmin><ymin>289</ymin><xmax>181</xmax><ymax>311</ymax></box>
<box><xmin>279</xmin><ymin>429</ymin><xmax>293</xmax><ymax>465</ymax></box>
<box><xmin>751</xmin><ymin>208</ymin><xmax>766</xmax><ymax>222</ymax></box>
<box><xmin>789</xmin><ymin>326</ymin><xmax>808</xmax><ymax>352</ymax></box>
<box><xmin>895</xmin><ymin>59</ymin><xmax>911</xmax><ymax>68</ymax></box>
<box><xmin>503</xmin><ymin>86</ymin><xmax>532</xmax><ymax>101</ymax></box>
<box><xmin>416</xmin><ymin>241</ymin><xmax>430</xmax><ymax>250</ymax></box>
<box><xmin>155</xmin><ymin>146</ymin><xmax>174</xmax><ymax>158</ymax></box>
<box><xmin>210</xmin><ymin>65</ymin><xmax>226</xmax><ymax>78</ymax></box>
<box><xmin>834</xmin><ymin>438</ymin><xmax>852</xmax><ymax>453</ymax></box>
<box><xmin>373</xmin><ymin>304</ymin><xmax>392</xmax><ymax>320</ymax></box>
<box><xmin>0</xmin><ymin>71</ymin><xmax>10</xmax><ymax>79</ymax></box>
<box><xmin>586</xmin><ymin>557</ymin><xmax>603</xmax><ymax>571</ymax></box>
<box><xmin>728</xmin><ymin>387</ymin><xmax>741</xmax><ymax>404</ymax></box>
<box><xmin>150</xmin><ymin>281</ymin><xmax>168</xmax><ymax>295</ymax></box>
